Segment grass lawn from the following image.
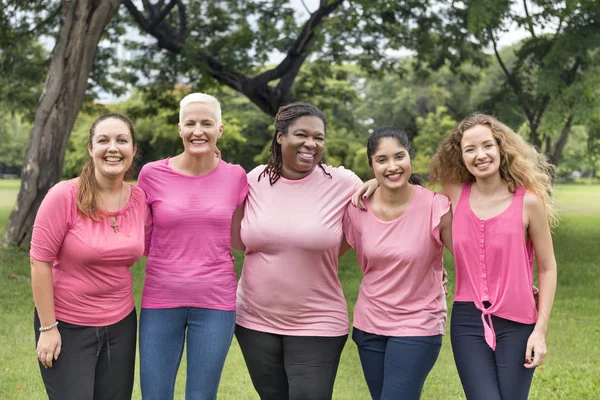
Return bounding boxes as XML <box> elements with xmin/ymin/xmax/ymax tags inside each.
<box><xmin>0</xmin><ymin>180</ymin><xmax>599</xmax><ymax>399</ymax></box>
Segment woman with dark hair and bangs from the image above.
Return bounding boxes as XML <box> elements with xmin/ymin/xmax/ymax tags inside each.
<box><xmin>343</xmin><ymin>127</ymin><xmax>452</xmax><ymax>400</ymax></box>
<box><xmin>231</xmin><ymin>102</ymin><xmax>363</xmax><ymax>400</ymax></box>
<box><xmin>30</xmin><ymin>114</ymin><xmax>151</xmax><ymax>400</ymax></box>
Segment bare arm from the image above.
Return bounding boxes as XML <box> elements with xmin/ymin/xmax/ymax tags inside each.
<box><xmin>231</xmin><ymin>201</ymin><xmax>246</xmax><ymax>252</ymax></box>
<box><xmin>339</xmin><ymin>235</ymin><xmax>352</xmax><ymax>257</ymax></box>
<box><xmin>523</xmin><ymin>192</ymin><xmax>557</xmax><ymax>368</ymax></box>
<box><xmin>439</xmin><ymin>209</ymin><xmax>453</xmax><ymax>255</ymax></box>
<box><xmin>439</xmin><ymin>183</ymin><xmax>463</xmax><ymax>213</ymax></box>
<box><xmin>31</xmin><ymin>259</ymin><xmax>61</xmax><ymax>368</ymax></box>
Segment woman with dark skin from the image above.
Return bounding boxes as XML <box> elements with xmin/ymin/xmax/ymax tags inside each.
<box><xmin>231</xmin><ymin>102</ymin><xmax>363</xmax><ymax>400</ymax></box>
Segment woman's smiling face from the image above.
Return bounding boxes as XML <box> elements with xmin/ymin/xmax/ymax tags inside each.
<box><xmin>277</xmin><ymin>116</ymin><xmax>326</xmax><ymax>180</ymax></box>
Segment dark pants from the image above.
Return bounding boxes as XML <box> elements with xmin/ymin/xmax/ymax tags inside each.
<box><xmin>450</xmin><ymin>302</ymin><xmax>536</xmax><ymax>400</ymax></box>
<box><xmin>235</xmin><ymin>324</ymin><xmax>347</xmax><ymax>400</ymax></box>
<box><xmin>34</xmin><ymin>308</ymin><xmax>137</xmax><ymax>400</ymax></box>
<box><xmin>352</xmin><ymin>327</ymin><xmax>442</xmax><ymax>400</ymax></box>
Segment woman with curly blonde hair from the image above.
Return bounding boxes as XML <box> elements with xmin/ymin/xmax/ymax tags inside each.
<box><xmin>429</xmin><ymin>113</ymin><xmax>557</xmax><ymax>400</ymax></box>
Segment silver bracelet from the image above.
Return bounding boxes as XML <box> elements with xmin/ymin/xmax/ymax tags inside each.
<box><xmin>39</xmin><ymin>321</ymin><xmax>59</xmax><ymax>332</ymax></box>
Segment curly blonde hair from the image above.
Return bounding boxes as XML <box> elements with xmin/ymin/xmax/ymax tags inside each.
<box><xmin>430</xmin><ymin>113</ymin><xmax>558</xmax><ymax>227</ymax></box>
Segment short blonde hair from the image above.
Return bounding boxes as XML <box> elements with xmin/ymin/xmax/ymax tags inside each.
<box><xmin>179</xmin><ymin>93</ymin><xmax>222</xmax><ymax>125</ymax></box>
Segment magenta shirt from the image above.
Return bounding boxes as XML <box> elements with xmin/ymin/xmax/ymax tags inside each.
<box><xmin>236</xmin><ymin>165</ymin><xmax>362</xmax><ymax>336</ymax></box>
<box><xmin>138</xmin><ymin>159</ymin><xmax>248</xmax><ymax>310</ymax></box>
<box><xmin>453</xmin><ymin>183</ymin><xmax>537</xmax><ymax>349</ymax></box>
<box><xmin>344</xmin><ymin>186</ymin><xmax>449</xmax><ymax>337</ymax></box>
<box><xmin>30</xmin><ymin>180</ymin><xmax>149</xmax><ymax>326</ymax></box>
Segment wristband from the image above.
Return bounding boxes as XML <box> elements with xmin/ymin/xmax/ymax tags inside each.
<box><xmin>39</xmin><ymin>321</ymin><xmax>59</xmax><ymax>332</ymax></box>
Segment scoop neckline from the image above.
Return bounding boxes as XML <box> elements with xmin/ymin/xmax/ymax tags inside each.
<box><xmin>164</xmin><ymin>157</ymin><xmax>222</xmax><ymax>178</ymax></box>
<box><xmin>366</xmin><ymin>185</ymin><xmax>421</xmax><ymax>224</ymax></box>
<box><xmin>466</xmin><ymin>183</ymin><xmax>518</xmax><ymax>222</ymax></box>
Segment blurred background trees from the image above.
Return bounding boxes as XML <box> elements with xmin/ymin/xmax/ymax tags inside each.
<box><xmin>2</xmin><ymin>0</ymin><xmax>599</xmax><ymax>246</ymax></box>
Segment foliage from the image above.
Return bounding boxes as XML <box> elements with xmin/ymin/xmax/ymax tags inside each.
<box><xmin>453</xmin><ymin>0</ymin><xmax>600</xmax><ymax>164</ymax></box>
<box><xmin>0</xmin><ymin>113</ymin><xmax>30</xmax><ymax>174</ymax></box>
<box><xmin>0</xmin><ymin>0</ymin><xmax>51</xmax><ymax>120</ymax></box>
<box><xmin>413</xmin><ymin>107</ymin><xmax>458</xmax><ymax>176</ymax></box>
<box><xmin>554</xmin><ymin>125</ymin><xmax>590</xmax><ymax>178</ymax></box>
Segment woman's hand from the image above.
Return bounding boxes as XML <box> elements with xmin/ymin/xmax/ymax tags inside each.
<box><xmin>37</xmin><ymin>328</ymin><xmax>62</xmax><ymax>369</ymax></box>
<box><xmin>351</xmin><ymin>179</ymin><xmax>379</xmax><ymax>210</ymax></box>
<box><xmin>524</xmin><ymin>329</ymin><xmax>547</xmax><ymax>368</ymax></box>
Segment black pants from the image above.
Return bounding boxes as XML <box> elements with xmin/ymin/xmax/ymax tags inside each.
<box><xmin>235</xmin><ymin>324</ymin><xmax>347</xmax><ymax>400</ymax></box>
<box><xmin>34</xmin><ymin>308</ymin><xmax>137</xmax><ymax>400</ymax></box>
<box><xmin>450</xmin><ymin>302</ymin><xmax>535</xmax><ymax>400</ymax></box>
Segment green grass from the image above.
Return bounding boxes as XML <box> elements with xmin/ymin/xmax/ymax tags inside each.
<box><xmin>1</xmin><ymin>183</ymin><xmax>599</xmax><ymax>399</ymax></box>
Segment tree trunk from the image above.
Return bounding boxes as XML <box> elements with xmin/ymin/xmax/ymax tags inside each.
<box><xmin>548</xmin><ymin>114</ymin><xmax>574</xmax><ymax>167</ymax></box>
<box><xmin>2</xmin><ymin>0</ymin><xmax>122</xmax><ymax>248</ymax></box>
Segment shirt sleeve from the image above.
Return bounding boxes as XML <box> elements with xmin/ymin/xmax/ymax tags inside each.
<box><xmin>30</xmin><ymin>181</ymin><xmax>74</xmax><ymax>262</ymax></box>
<box><xmin>137</xmin><ymin>164</ymin><xmax>152</xmax><ymax>204</ymax></box>
<box><xmin>342</xmin><ymin>204</ymin><xmax>357</xmax><ymax>249</ymax></box>
<box><xmin>339</xmin><ymin>166</ymin><xmax>363</xmax><ymax>191</ymax></box>
<box><xmin>237</xmin><ymin>167</ymin><xmax>249</xmax><ymax>206</ymax></box>
<box><xmin>144</xmin><ymin>203</ymin><xmax>153</xmax><ymax>257</ymax></box>
<box><xmin>431</xmin><ymin>193</ymin><xmax>451</xmax><ymax>246</ymax></box>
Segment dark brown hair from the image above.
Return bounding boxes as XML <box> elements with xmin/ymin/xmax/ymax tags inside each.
<box><xmin>259</xmin><ymin>102</ymin><xmax>331</xmax><ymax>185</ymax></box>
<box><xmin>76</xmin><ymin>113</ymin><xmax>136</xmax><ymax>219</ymax></box>
<box><xmin>367</xmin><ymin>126</ymin><xmax>422</xmax><ymax>185</ymax></box>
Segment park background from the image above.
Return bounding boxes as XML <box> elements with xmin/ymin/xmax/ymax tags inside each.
<box><xmin>1</xmin><ymin>0</ymin><xmax>599</xmax><ymax>398</ymax></box>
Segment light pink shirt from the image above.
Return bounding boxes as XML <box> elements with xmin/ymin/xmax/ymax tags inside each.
<box><xmin>343</xmin><ymin>186</ymin><xmax>449</xmax><ymax>337</ymax></box>
<box><xmin>138</xmin><ymin>159</ymin><xmax>248</xmax><ymax>310</ymax></box>
<box><xmin>30</xmin><ymin>180</ymin><xmax>148</xmax><ymax>326</ymax></box>
<box><xmin>236</xmin><ymin>165</ymin><xmax>362</xmax><ymax>336</ymax></box>
<box><xmin>453</xmin><ymin>183</ymin><xmax>537</xmax><ymax>349</ymax></box>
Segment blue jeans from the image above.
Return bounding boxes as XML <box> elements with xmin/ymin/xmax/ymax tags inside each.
<box><xmin>352</xmin><ymin>327</ymin><xmax>442</xmax><ymax>400</ymax></box>
<box><xmin>139</xmin><ymin>307</ymin><xmax>236</xmax><ymax>400</ymax></box>
<box><xmin>451</xmin><ymin>302</ymin><xmax>535</xmax><ymax>400</ymax></box>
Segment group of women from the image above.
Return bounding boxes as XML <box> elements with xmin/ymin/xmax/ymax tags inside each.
<box><xmin>30</xmin><ymin>92</ymin><xmax>557</xmax><ymax>400</ymax></box>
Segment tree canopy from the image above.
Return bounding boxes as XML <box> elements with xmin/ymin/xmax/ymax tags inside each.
<box><xmin>2</xmin><ymin>0</ymin><xmax>600</xmax><ymax>247</ymax></box>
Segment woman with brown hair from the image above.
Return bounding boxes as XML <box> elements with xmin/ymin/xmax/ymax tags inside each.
<box><xmin>30</xmin><ymin>113</ymin><xmax>150</xmax><ymax>400</ymax></box>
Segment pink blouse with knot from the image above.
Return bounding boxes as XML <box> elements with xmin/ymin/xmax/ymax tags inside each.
<box><xmin>452</xmin><ymin>183</ymin><xmax>537</xmax><ymax>350</ymax></box>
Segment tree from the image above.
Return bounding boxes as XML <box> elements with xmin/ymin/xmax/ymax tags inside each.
<box><xmin>0</xmin><ymin>113</ymin><xmax>31</xmax><ymax>175</ymax></box>
<box><xmin>412</xmin><ymin>106</ymin><xmax>457</xmax><ymax>176</ymax></box>
<box><xmin>455</xmin><ymin>0</ymin><xmax>600</xmax><ymax>166</ymax></box>
<box><xmin>4</xmin><ymin>0</ymin><xmax>449</xmax><ymax>247</ymax></box>
<box><xmin>2</xmin><ymin>0</ymin><xmax>122</xmax><ymax>247</ymax></box>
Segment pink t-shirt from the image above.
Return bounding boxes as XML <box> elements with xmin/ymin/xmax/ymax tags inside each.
<box><xmin>236</xmin><ymin>165</ymin><xmax>362</xmax><ymax>336</ymax></box>
<box><xmin>30</xmin><ymin>180</ymin><xmax>148</xmax><ymax>326</ymax></box>
<box><xmin>343</xmin><ymin>186</ymin><xmax>449</xmax><ymax>337</ymax></box>
<box><xmin>453</xmin><ymin>183</ymin><xmax>537</xmax><ymax>350</ymax></box>
<box><xmin>138</xmin><ymin>158</ymin><xmax>248</xmax><ymax>310</ymax></box>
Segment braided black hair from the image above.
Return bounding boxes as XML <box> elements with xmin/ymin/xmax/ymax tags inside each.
<box><xmin>259</xmin><ymin>102</ymin><xmax>332</xmax><ymax>185</ymax></box>
<box><xmin>367</xmin><ymin>126</ymin><xmax>422</xmax><ymax>186</ymax></box>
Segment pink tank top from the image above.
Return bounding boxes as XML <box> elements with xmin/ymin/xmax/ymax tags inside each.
<box><xmin>452</xmin><ymin>183</ymin><xmax>537</xmax><ymax>350</ymax></box>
